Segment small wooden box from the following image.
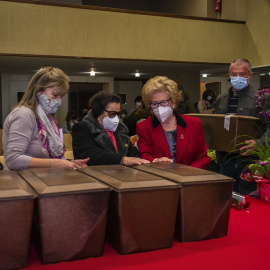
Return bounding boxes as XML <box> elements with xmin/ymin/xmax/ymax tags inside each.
<box><xmin>18</xmin><ymin>168</ymin><xmax>111</xmax><ymax>264</ymax></box>
<box><xmin>188</xmin><ymin>114</ymin><xmax>261</xmax><ymax>152</ymax></box>
<box><xmin>0</xmin><ymin>170</ymin><xmax>35</xmax><ymax>270</ymax></box>
<box><xmin>134</xmin><ymin>163</ymin><xmax>234</xmax><ymax>242</ymax></box>
<box><xmin>79</xmin><ymin>165</ymin><xmax>179</xmax><ymax>254</ymax></box>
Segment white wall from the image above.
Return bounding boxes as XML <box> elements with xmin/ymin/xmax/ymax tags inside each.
<box><xmin>114</xmin><ymin>81</ymin><xmax>143</xmax><ymax>115</ymax></box>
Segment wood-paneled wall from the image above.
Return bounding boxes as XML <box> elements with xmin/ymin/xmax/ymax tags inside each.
<box><xmin>0</xmin><ymin>1</ymin><xmax>245</xmax><ymax>64</ymax></box>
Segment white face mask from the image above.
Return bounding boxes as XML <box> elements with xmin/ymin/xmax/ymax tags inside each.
<box><xmin>136</xmin><ymin>102</ymin><xmax>142</xmax><ymax>107</ymax></box>
<box><xmin>153</xmin><ymin>106</ymin><xmax>173</xmax><ymax>123</ymax></box>
<box><xmin>103</xmin><ymin>115</ymin><xmax>119</xmax><ymax>132</ymax></box>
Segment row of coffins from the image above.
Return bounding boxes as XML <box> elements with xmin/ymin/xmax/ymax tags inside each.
<box><xmin>0</xmin><ymin>163</ymin><xmax>234</xmax><ymax>269</ymax></box>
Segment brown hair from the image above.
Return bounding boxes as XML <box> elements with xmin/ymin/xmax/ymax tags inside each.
<box><xmin>17</xmin><ymin>67</ymin><xmax>69</xmax><ymax>118</ymax></box>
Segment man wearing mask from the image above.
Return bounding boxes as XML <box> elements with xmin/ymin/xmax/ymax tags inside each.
<box><xmin>72</xmin><ymin>91</ymin><xmax>149</xmax><ymax>166</ymax></box>
<box><xmin>215</xmin><ymin>58</ymin><xmax>270</xmax><ymax>194</ymax></box>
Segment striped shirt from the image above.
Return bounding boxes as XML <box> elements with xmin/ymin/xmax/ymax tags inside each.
<box><xmin>227</xmin><ymin>89</ymin><xmax>238</xmax><ymax>114</ymax></box>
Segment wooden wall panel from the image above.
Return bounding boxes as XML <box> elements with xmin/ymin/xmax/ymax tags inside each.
<box><xmin>0</xmin><ymin>1</ymin><xmax>245</xmax><ymax>64</ymax></box>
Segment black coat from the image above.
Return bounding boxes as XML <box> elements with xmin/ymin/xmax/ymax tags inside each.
<box><xmin>72</xmin><ymin>111</ymin><xmax>140</xmax><ymax>165</ymax></box>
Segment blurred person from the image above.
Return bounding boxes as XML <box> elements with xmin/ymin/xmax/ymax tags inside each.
<box><xmin>72</xmin><ymin>91</ymin><xmax>150</xmax><ymax>166</ymax></box>
<box><xmin>197</xmin><ymin>89</ymin><xmax>216</xmax><ymax>114</ymax></box>
<box><xmin>136</xmin><ymin>76</ymin><xmax>210</xmax><ymax>169</ymax></box>
<box><xmin>2</xmin><ymin>67</ymin><xmax>89</xmax><ymax>171</ymax></box>
<box><xmin>62</xmin><ymin>110</ymin><xmax>78</xmax><ymax>133</ymax></box>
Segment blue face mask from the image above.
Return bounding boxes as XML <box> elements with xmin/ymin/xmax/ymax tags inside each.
<box><xmin>207</xmin><ymin>96</ymin><xmax>212</xmax><ymax>101</ymax></box>
<box><xmin>230</xmin><ymin>76</ymin><xmax>249</xmax><ymax>90</ymax></box>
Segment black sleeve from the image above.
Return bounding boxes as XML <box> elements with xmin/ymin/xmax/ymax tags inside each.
<box><xmin>72</xmin><ymin>122</ymin><xmax>123</xmax><ymax>165</ymax></box>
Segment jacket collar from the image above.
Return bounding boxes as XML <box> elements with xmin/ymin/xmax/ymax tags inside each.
<box><xmin>152</xmin><ymin>110</ymin><xmax>187</xmax><ymax>129</ymax></box>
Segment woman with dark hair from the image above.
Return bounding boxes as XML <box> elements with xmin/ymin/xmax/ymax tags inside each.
<box><xmin>62</xmin><ymin>110</ymin><xmax>77</xmax><ymax>133</ymax></box>
<box><xmin>197</xmin><ymin>89</ymin><xmax>216</xmax><ymax>114</ymax></box>
<box><xmin>72</xmin><ymin>91</ymin><xmax>150</xmax><ymax>166</ymax></box>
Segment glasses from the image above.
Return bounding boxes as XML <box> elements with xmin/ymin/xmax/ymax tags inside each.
<box><xmin>150</xmin><ymin>99</ymin><xmax>171</xmax><ymax>109</ymax></box>
<box><xmin>104</xmin><ymin>110</ymin><xmax>123</xmax><ymax>118</ymax></box>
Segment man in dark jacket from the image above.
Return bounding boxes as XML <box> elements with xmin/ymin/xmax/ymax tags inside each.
<box><xmin>215</xmin><ymin>58</ymin><xmax>270</xmax><ymax>194</ymax></box>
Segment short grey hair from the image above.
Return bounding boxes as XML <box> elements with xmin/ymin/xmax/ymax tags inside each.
<box><xmin>229</xmin><ymin>59</ymin><xmax>252</xmax><ymax>74</ymax></box>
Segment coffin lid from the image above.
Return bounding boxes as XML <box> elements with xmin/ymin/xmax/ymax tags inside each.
<box><xmin>78</xmin><ymin>165</ymin><xmax>179</xmax><ymax>191</ymax></box>
<box><xmin>133</xmin><ymin>163</ymin><xmax>234</xmax><ymax>185</ymax></box>
<box><xmin>18</xmin><ymin>168</ymin><xmax>111</xmax><ymax>196</ymax></box>
<box><xmin>0</xmin><ymin>170</ymin><xmax>35</xmax><ymax>200</ymax></box>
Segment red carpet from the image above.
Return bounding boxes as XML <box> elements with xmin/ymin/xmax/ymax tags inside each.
<box><xmin>24</xmin><ymin>197</ymin><xmax>270</xmax><ymax>270</ymax></box>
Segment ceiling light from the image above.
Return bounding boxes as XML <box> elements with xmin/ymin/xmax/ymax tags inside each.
<box><xmin>202</xmin><ymin>74</ymin><xmax>207</xmax><ymax>77</ymax></box>
<box><xmin>260</xmin><ymin>73</ymin><xmax>265</xmax><ymax>76</ymax></box>
<box><xmin>135</xmin><ymin>72</ymin><xmax>140</xmax><ymax>77</ymax></box>
<box><xmin>90</xmin><ymin>68</ymin><xmax>95</xmax><ymax>76</ymax></box>
<box><xmin>269</xmin><ymin>72</ymin><xmax>270</xmax><ymax>76</ymax></box>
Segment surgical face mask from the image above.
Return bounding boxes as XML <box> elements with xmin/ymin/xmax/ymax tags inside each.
<box><xmin>153</xmin><ymin>106</ymin><xmax>173</xmax><ymax>123</ymax></box>
<box><xmin>207</xmin><ymin>96</ymin><xmax>212</xmax><ymax>101</ymax></box>
<box><xmin>38</xmin><ymin>93</ymin><xmax>62</xmax><ymax>114</ymax></box>
<box><xmin>230</xmin><ymin>76</ymin><xmax>249</xmax><ymax>90</ymax></box>
<box><xmin>136</xmin><ymin>102</ymin><xmax>142</xmax><ymax>107</ymax></box>
<box><xmin>103</xmin><ymin>115</ymin><xmax>119</xmax><ymax>132</ymax></box>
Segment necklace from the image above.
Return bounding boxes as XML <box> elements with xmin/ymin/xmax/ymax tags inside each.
<box><xmin>164</xmin><ymin>130</ymin><xmax>172</xmax><ymax>140</ymax></box>
<box><xmin>164</xmin><ymin>129</ymin><xmax>176</xmax><ymax>140</ymax></box>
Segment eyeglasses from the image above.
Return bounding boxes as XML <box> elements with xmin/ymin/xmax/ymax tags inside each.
<box><xmin>104</xmin><ymin>110</ymin><xmax>123</xmax><ymax>118</ymax></box>
<box><xmin>150</xmin><ymin>99</ymin><xmax>171</xmax><ymax>109</ymax></box>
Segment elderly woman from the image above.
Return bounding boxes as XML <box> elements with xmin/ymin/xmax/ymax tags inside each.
<box><xmin>2</xmin><ymin>67</ymin><xmax>89</xmax><ymax>171</ymax></box>
<box><xmin>197</xmin><ymin>89</ymin><xmax>216</xmax><ymax>114</ymax></box>
<box><xmin>72</xmin><ymin>91</ymin><xmax>150</xmax><ymax>166</ymax></box>
<box><xmin>136</xmin><ymin>76</ymin><xmax>210</xmax><ymax>169</ymax></box>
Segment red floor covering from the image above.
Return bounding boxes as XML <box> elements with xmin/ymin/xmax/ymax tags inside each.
<box><xmin>24</xmin><ymin>197</ymin><xmax>270</xmax><ymax>270</ymax></box>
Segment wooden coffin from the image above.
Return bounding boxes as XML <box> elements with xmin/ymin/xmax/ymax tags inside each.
<box><xmin>0</xmin><ymin>170</ymin><xmax>35</xmax><ymax>270</ymax></box>
<box><xmin>187</xmin><ymin>114</ymin><xmax>261</xmax><ymax>152</ymax></box>
<box><xmin>78</xmin><ymin>165</ymin><xmax>179</xmax><ymax>255</ymax></box>
<box><xmin>18</xmin><ymin>168</ymin><xmax>111</xmax><ymax>264</ymax></box>
<box><xmin>133</xmin><ymin>163</ymin><xmax>234</xmax><ymax>242</ymax></box>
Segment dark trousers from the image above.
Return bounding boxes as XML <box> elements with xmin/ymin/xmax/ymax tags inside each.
<box><xmin>218</xmin><ymin>152</ymin><xmax>257</xmax><ymax>195</ymax></box>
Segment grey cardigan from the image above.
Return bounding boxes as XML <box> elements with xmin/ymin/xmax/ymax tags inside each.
<box><xmin>2</xmin><ymin>106</ymin><xmax>46</xmax><ymax>171</ymax></box>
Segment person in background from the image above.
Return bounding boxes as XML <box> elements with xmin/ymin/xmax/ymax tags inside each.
<box><xmin>72</xmin><ymin>91</ymin><xmax>150</xmax><ymax>166</ymax></box>
<box><xmin>121</xmin><ymin>109</ymin><xmax>128</xmax><ymax>122</ymax></box>
<box><xmin>2</xmin><ymin>67</ymin><xmax>89</xmax><ymax>171</ymax></box>
<box><xmin>62</xmin><ymin>110</ymin><xmax>78</xmax><ymax>133</ymax></box>
<box><xmin>136</xmin><ymin>76</ymin><xmax>210</xmax><ymax>169</ymax></box>
<box><xmin>129</xmin><ymin>95</ymin><xmax>143</xmax><ymax>115</ymax></box>
<box><xmin>176</xmin><ymin>90</ymin><xmax>190</xmax><ymax>114</ymax></box>
<box><xmin>215</xmin><ymin>58</ymin><xmax>270</xmax><ymax>194</ymax></box>
<box><xmin>197</xmin><ymin>89</ymin><xmax>216</xmax><ymax>114</ymax></box>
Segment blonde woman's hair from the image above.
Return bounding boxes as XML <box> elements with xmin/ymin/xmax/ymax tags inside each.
<box><xmin>142</xmin><ymin>76</ymin><xmax>181</xmax><ymax>109</ymax></box>
<box><xmin>17</xmin><ymin>67</ymin><xmax>69</xmax><ymax>118</ymax></box>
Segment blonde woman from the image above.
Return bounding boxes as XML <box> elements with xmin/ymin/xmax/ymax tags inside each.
<box><xmin>137</xmin><ymin>76</ymin><xmax>210</xmax><ymax>169</ymax></box>
<box><xmin>2</xmin><ymin>67</ymin><xmax>89</xmax><ymax>171</ymax></box>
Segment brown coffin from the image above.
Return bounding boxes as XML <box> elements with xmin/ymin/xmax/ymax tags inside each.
<box><xmin>187</xmin><ymin>113</ymin><xmax>261</xmax><ymax>152</ymax></box>
<box><xmin>18</xmin><ymin>168</ymin><xmax>111</xmax><ymax>264</ymax></box>
<box><xmin>78</xmin><ymin>165</ymin><xmax>179</xmax><ymax>255</ymax></box>
<box><xmin>0</xmin><ymin>170</ymin><xmax>35</xmax><ymax>270</ymax></box>
<box><xmin>133</xmin><ymin>163</ymin><xmax>234</xmax><ymax>242</ymax></box>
